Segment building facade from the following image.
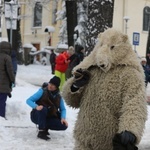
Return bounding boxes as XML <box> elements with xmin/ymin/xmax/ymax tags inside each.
<box><xmin>113</xmin><ymin>0</ymin><xmax>150</xmax><ymax>57</ymax></box>
<box><xmin>20</xmin><ymin>0</ymin><xmax>62</xmax><ymax>51</ymax></box>
<box><xmin>1</xmin><ymin>0</ymin><xmax>150</xmax><ymax>58</ymax></box>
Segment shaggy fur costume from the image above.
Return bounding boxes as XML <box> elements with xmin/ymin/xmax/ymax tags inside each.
<box><xmin>62</xmin><ymin>28</ymin><xmax>147</xmax><ymax>150</ymax></box>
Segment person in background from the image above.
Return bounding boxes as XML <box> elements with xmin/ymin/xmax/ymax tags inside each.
<box><xmin>65</xmin><ymin>46</ymin><xmax>78</xmax><ymax>79</ymax></box>
<box><xmin>146</xmin><ymin>53</ymin><xmax>150</xmax><ymax>66</ymax></box>
<box><xmin>49</xmin><ymin>49</ymin><xmax>56</xmax><ymax>74</ymax></box>
<box><xmin>26</xmin><ymin>76</ymin><xmax>68</xmax><ymax>140</ymax></box>
<box><xmin>0</xmin><ymin>41</ymin><xmax>15</xmax><ymax>118</ymax></box>
<box><xmin>11</xmin><ymin>50</ymin><xmax>17</xmax><ymax>85</ymax></box>
<box><xmin>55</xmin><ymin>50</ymin><xmax>70</xmax><ymax>90</ymax></box>
<box><xmin>41</xmin><ymin>53</ymin><xmax>47</xmax><ymax>66</ymax></box>
<box><xmin>75</xmin><ymin>45</ymin><xmax>85</xmax><ymax>65</ymax></box>
<box><xmin>141</xmin><ymin>57</ymin><xmax>150</xmax><ymax>86</ymax></box>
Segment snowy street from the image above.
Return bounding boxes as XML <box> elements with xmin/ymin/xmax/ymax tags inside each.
<box><xmin>0</xmin><ymin>64</ymin><xmax>150</xmax><ymax>150</ymax></box>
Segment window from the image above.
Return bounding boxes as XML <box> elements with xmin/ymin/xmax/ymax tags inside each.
<box><xmin>33</xmin><ymin>2</ymin><xmax>42</xmax><ymax>27</ymax></box>
<box><xmin>143</xmin><ymin>6</ymin><xmax>150</xmax><ymax>31</ymax></box>
<box><xmin>52</xmin><ymin>1</ymin><xmax>58</xmax><ymax>24</ymax></box>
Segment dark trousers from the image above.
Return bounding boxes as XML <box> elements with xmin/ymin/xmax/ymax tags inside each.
<box><xmin>51</xmin><ymin>63</ymin><xmax>55</xmax><ymax>74</ymax></box>
<box><xmin>0</xmin><ymin>93</ymin><xmax>7</xmax><ymax>118</ymax></box>
<box><xmin>31</xmin><ymin>107</ymin><xmax>67</xmax><ymax>131</ymax></box>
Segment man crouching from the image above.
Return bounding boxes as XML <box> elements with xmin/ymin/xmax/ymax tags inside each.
<box><xmin>26</xmin><ymin>76</ymin><xmax>68</xmax><ymax>140</ymax></box>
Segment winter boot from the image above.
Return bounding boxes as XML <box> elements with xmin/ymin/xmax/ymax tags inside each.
<box><xmin>45</xmin><ymin>129</ymin><xmax>50</xmax><ymax>135</ymax></box>
<box><xmin>37</xmin><ymin>130</ymin><xmax>50</xmax><ymax>140</ymax></box>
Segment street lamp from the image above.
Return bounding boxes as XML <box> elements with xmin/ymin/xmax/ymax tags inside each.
<box><xmin>123</xmin><ymin>16</ymin><xmax>130</xmax><ymax>34</ymax></box>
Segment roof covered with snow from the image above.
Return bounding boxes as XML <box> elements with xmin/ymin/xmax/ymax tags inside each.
<box><xmin>57</xmin><ymin>43</ymin><xmax>68</xmax><ymax>49</ymax></box>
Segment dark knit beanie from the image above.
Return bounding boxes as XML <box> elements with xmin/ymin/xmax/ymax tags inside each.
<box><xmin>49</xmin><ymin>76</ymin><xmax>60</xmax><ymax>88</ymax></box>
<box><xmin>76</xmin><ymin>45</ymin><xmax>84</xmax><ymax>53</ymax></box>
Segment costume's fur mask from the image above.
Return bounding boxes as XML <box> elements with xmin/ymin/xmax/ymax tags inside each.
<box><xmin>73</xmin><ymin>28</ymin><xmax>141</xmax><ymax>73</ymax></box>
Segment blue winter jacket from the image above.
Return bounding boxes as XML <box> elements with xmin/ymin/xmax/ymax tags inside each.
<box><xmin>26</xmin><ymin>88</ymin><xmax>66</xmax><ymax>119</ymax></box>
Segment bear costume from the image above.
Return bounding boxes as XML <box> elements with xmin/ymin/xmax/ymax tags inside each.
<box><xmin>62</xmin><ymin>28</ymin><xmax>147</xmax><ymax>150</ymax></box>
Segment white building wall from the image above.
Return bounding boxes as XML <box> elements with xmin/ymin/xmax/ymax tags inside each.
<box><xmin>23</xmin><ymin>4</ymin><xmax>49</xmax><ymax>49</ymax></box>
<box><xmin>21</xmin><ymin>0</ymin><xmax>62</xmax><ymax>50</ymax></box>
<box><xmin>113</xmin><ymin>0</ymin><xmax>124</xmax><ymax>32</ymax></box>
<box><xmin>113</xmin><ymin>0</ymin><xmax>149</xmax><ymax>57</ymax></box>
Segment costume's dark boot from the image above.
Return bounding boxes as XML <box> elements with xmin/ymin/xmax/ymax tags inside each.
<box><xmin>37</xmin><ymin>130</ymin><xmax>50</xmax><ymax>140</ymax></box>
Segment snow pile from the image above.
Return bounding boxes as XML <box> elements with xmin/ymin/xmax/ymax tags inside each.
<box><xmin>0</xmin><ymin>64</ymin><xmax>149</xmax><ymax>150</ymax></box>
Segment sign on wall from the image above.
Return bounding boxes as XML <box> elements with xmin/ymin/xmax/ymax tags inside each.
<box><xmin>133</xmin><ymin>32</ymin><xmax>140</xmax><ymax>46</ymax></box>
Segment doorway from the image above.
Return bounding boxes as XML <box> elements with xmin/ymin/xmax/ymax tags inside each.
<box><xmin>32</xmin><ymin>43</ymin><xmax>40</xmax><ymax>61</ymax></box>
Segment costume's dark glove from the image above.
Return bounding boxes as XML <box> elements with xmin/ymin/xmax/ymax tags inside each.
<box><xmin>72</xmin><ymin>68</ymin><xmax>91</xmax><ymax>88</ymax></box>
<box><xmin>113</xmin><ymin>131</ymin><xmax>138</xmax><ymax>150</ymax></box>
<box><xmin>120</xmin><ymin>130</ymin><xmax>136</xmax><ymax>145</ymax></box>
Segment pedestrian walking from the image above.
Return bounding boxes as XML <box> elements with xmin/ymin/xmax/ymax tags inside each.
<box><xmin>49</xmin><ymin>49</ymin><xmax>56</xmax><ymax>74</ymax></box>
<box><xmin>11</xmin><ymin>50</ymin><xmax>17</xmax><ymax>85</ymax></box>
<box><xmin>0</xmin><ymin>41</ymin><xmax>15</xmax><ymax>118</ymax></box>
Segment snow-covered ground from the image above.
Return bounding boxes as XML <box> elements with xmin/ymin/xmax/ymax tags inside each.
<box><xmin>0</xmin><ymin>64</ymin><xmax>150</xmax><ymax>150</ymax></box>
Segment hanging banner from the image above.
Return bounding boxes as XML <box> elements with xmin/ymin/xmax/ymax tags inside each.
<box><xmin>5</xmin><ymin>3</ymin><xmax>18</xmax><ymax>30</ymax></box>
<box><xmin>5</xmin><ymin>3</ymin><xmax>18</xmax><ymax>19</ymax></box>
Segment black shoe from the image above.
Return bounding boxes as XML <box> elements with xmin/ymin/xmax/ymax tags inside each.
<box><xmin>45</xmin><ymin>129</ymin><xmax>50</xmax><ymax>135</ymax></box>
<box><xmin>37</xmin><ymin>130</ymin><xmax>50</xmax><ymax>140</ymax></box>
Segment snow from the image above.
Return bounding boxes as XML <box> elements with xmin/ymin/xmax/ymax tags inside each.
<box><xmin>23</xmin><ymin>44</ymin><xmax>37</xmax><ymax>52</ymax></box>
<box><xmin>0</xmin><ymin>64</ymin><xmax>150</xmax><ymax>150</ymax></box>
<box><xmin>23</xmin><ymin>44</ymin><xmax>33</xmax><ymax>48</ymax></box>
<box><xmin>0</xmin><ymin>64</ymin><xmax>78</xmax><ymax>150</ymax></box>
<box><xmin>44</xmin><ymin>26</ymin><xmax>55</xmax><ymax>33</ymax></box>
<box><xmin>57</xmin><ymin>43</ymin><xmax>68</xmax><ymax>49</ymax></box>
<box><xmin>0</xmin><ymin>37</ymin><xmax>8</xmax><ymax>42</ymax></box>
<box><xmin>29</xmin><ymin>49</ymin><xmax>51</xmax><ymax>55</ymax></box>
<box><xmin>44</xmin><ymin>46</ymin><xmax>56</xmax><ymax>50</ymax></box>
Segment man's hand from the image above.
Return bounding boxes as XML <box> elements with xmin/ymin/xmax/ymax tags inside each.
<box><xmin>12</xmin><ymin>83</ymin><xmax>15</xmax><ymax>88</ymax></box>
<box><xmin>61</xmin><ymin>118</ymin><xmax>68</xmax><ymax>127</ymax></box>
<box><xmin>36</xmin><ymin>105</ymin><xmax>43</xmax><ymax>111</ymax></box>
<box><xmin>72</xmin><ymin>68</ymin><xmax>91</xmax><ymax>88</ymax></box>
<box><xmin>10</xmin><ymin>82</ymin><xmax>15</xmax><ymax>88</ymax></box>
<box><xmin>7</xmin><ymin>93</ymin><xmax>12</xmax><ymax>98</ymax></box>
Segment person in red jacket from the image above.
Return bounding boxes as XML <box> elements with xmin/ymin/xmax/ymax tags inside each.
<box><xmin>55</xmin><ymin>50</ymin><xmax>70</xmax><ymax>90</ymax></box>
